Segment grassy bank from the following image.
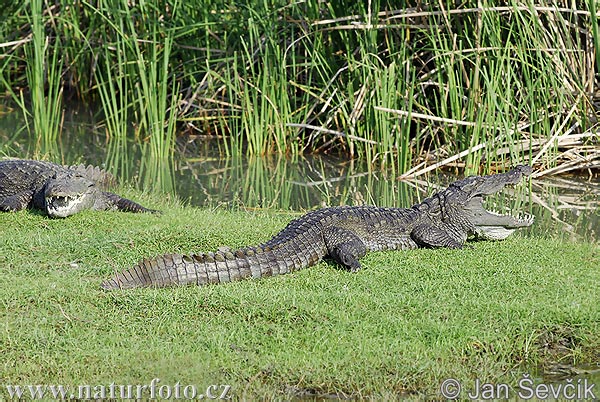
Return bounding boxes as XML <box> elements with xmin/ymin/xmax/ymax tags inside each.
<box><xmin>1</xmin><ymin>1</ymin><xmax>599</xmax><ymax>177</ymax></box>
<box><xmin>0</xmin><ymin>191</ymin><xmax>598</xmax><ymax>398</ymax></box>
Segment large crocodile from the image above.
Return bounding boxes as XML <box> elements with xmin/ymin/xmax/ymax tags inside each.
<box><xmin>0</xmin><ymin>159</ymin><xmax>157</xmax><ymax>218</ymax></box>
<box><xmin>101</xmin><ymin>165</ymin><xmax>534</xmax><ymax>290</ymax></box>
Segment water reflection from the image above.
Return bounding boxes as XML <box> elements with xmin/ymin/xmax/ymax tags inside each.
<box><xmin>529</xmin><ymin>176</ymin><xmax>600</xmax><ymax>242</ymax></box>
<box><xmin>176</xmin><ymin>154</ymin><xmax>420</xmax><ymax>210</ymax></box>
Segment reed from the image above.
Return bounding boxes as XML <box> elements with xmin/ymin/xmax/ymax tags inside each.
<box><xmin>91</xmin><ymin>0</ymin><xmax>134</xmax><ymax>179</ymax></box>
<box><xmin>0</xmin><ymin>1</ymin><xmax>598</xmax><ymax>175</ymax></box>
<box><xmin>87</xmin><ymin>0</ymin><xmax>180</xmax><ymax>189</ymax></box>
<box><xmin>128</xmin><ymin>1</ymin><xmax>179</xmax><ymax>192</ymax></box>
<box><xmin>23</xmin><ymin>0</ymin><xmax>63</xmax><ymax>158</ymax></box>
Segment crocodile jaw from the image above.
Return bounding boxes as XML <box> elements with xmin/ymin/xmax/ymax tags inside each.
<box><xmin>473</xmin><ymin>211</ymin><xmax>535</xmax><ymax>240</ymax></box>
<box><xmin>466</xmin><ymin>196</ymin><xmax>535</xmax><ymax>240</ymax></box>
<box><xmin>45</xmin><ymin>194</ymin><xmax>87</xmax><ymax>218</ymax></box>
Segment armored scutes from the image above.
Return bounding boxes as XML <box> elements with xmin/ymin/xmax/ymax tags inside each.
<box><xmin>102</xmin><ymin>165</ymin><xmax>534</xmax><ymax>290</ymax></box>
<box><xmin>0</xmin><ymin>159</ymin><xmax>157</xmax><ymax>218</ymax></box>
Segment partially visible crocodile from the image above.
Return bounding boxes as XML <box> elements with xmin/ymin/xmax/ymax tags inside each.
<box><xmin>0</xmin><ymin>159</ymin><xmax>158</xmax><ymax>218</ymax></box>
<box><xmin>101</xmin><ymin>165</ymin><xmax>534</xmax><ymax>290</ymax></box>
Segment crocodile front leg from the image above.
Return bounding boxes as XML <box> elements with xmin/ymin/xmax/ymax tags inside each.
<box><xmin>0</xmin><ymin>190</ymin><xmax>35</xmax><ymax>211</ymax></box>
<box><xmin>324</xmin><ymin>227</ymin><xmax>367</xmax><ymax>272</ymax></box>
<box><xmin>411</xmin><ymin>224</ymin><xmax>465</xmax><ymax>248</ymax></box>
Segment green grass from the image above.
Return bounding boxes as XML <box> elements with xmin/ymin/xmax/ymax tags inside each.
<box><xmin>1</xmin><ymin>190</ymin><xmax>599</xmax><ymax>398</ymax></box>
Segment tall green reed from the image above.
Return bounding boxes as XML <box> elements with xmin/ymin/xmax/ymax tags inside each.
<box><xmin>216</xmin><ymin>6</ymin><xmax>294</xmax><ymax>156</ymax></box>
<box><xmin>591</xmin><ymin>1</ymin><xmax>600</xmax><ymax>75</ymax></box>
<box><xmin>127</xmin><ymin>2</ymin><xmax>179</xmax><ymax>193</ymax></box>
<box><xmin>88</xmin><ymin>0</ymin><xmax>180</xmax><ymax>191</ymax></box>
<box><xmin>90</xmin><ymin>0</ymin><xmax>133</xmax><ymax>179</ymax></box>
<box><xmin>23</xmin><ymin>0</ymin><xmax>63</xmax><ymax>158</ymax></box>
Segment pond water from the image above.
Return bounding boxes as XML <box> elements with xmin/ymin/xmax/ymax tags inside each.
<box><xmin>0</xmin><ymin>109</ymin><xmax>599</xmax><ymax>242</ymax></box>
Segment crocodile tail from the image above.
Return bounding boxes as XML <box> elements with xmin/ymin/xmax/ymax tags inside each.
<box><xmin>100</xmin><ymin>245</ymin><xmax>323</xmax><ymax>290</ymax></box>
<box><xmin>102</xmin><ymin>192</ymin><xmax>160</xmax><ymax>214</ymax></box>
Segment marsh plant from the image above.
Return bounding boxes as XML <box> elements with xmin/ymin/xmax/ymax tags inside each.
<box><xmin>5</xmin><ymin>0</ymin><xmax>65</xmax><ymax>158</ymax></box>
<box><xmin>0</xmin><ymin>0</ymin><xmax>599</xmax><ymax>181</ymax></box>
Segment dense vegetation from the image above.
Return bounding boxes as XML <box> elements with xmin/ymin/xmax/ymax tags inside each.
<box><xmin>1</xmin><ymin>0</ymin><xmax>599</xmax><ymax>177</ymax></box>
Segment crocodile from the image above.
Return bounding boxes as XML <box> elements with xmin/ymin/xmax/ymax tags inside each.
<box><xmin>0</xmin><ymin>159</ymin><xmax>158</xmax><ymax>218</ymax></box>
<box><xmin>101</xmin><ymin>165</ymin><xmax>534</xmax><ymax>290</ymax></box>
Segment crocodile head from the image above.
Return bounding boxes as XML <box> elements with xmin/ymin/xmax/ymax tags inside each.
<box><xmin>44</xmin><ymin>172</ymin><xmax>97</xmax><ymax>218</ymax></box>
<box><xmin>451</xmin><ymin>165</ymin><xmax>534</xmax><ymax>240</ymax></box>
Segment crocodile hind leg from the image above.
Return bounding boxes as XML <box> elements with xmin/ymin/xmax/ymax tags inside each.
<box><xmin>0</xmin><ymin>190</ymin><xmax>35</xmax><ymax>211</ymax></box>
<box><xmin>324</xmin><ymin>227</ymin><xmax>367</xmax><ymax>272</ymax></box>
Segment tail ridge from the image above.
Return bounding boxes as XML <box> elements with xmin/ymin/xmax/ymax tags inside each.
<box><xmin>101</xmin><ymin>243</ymin><xmax>322</xmax><ymax>290</ymax></box>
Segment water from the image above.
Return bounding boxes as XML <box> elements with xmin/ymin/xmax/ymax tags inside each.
<box><xmin>1</xmin><ymin>110</ymin><xmax>599</xmax><ymax>242</ymax></box>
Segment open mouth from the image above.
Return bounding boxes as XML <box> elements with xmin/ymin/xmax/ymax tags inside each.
<box><xmin>45</xmin><ymin>195</ymin><xmax>84</xmax><ymax>218</ymax></box>
<box><xmin>467</xmin><ymin>195</ymin><xmax>535</xmax><ymax>240</ymax></box>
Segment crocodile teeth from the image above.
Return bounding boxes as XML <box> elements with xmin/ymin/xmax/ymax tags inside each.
<box><xmin>518</xmin><ymin>213</ymin><xmax>535</xmax><ymax>224</ymax></box>
<box><xmin>486</xmin><ymin>208</ymin><xmax>533</xmax><ymax>225</ymax></box>
<box><xmin>46</xmin><ymin>195</ymin><xmax>84</xmax><ymax>218</ymax></box>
